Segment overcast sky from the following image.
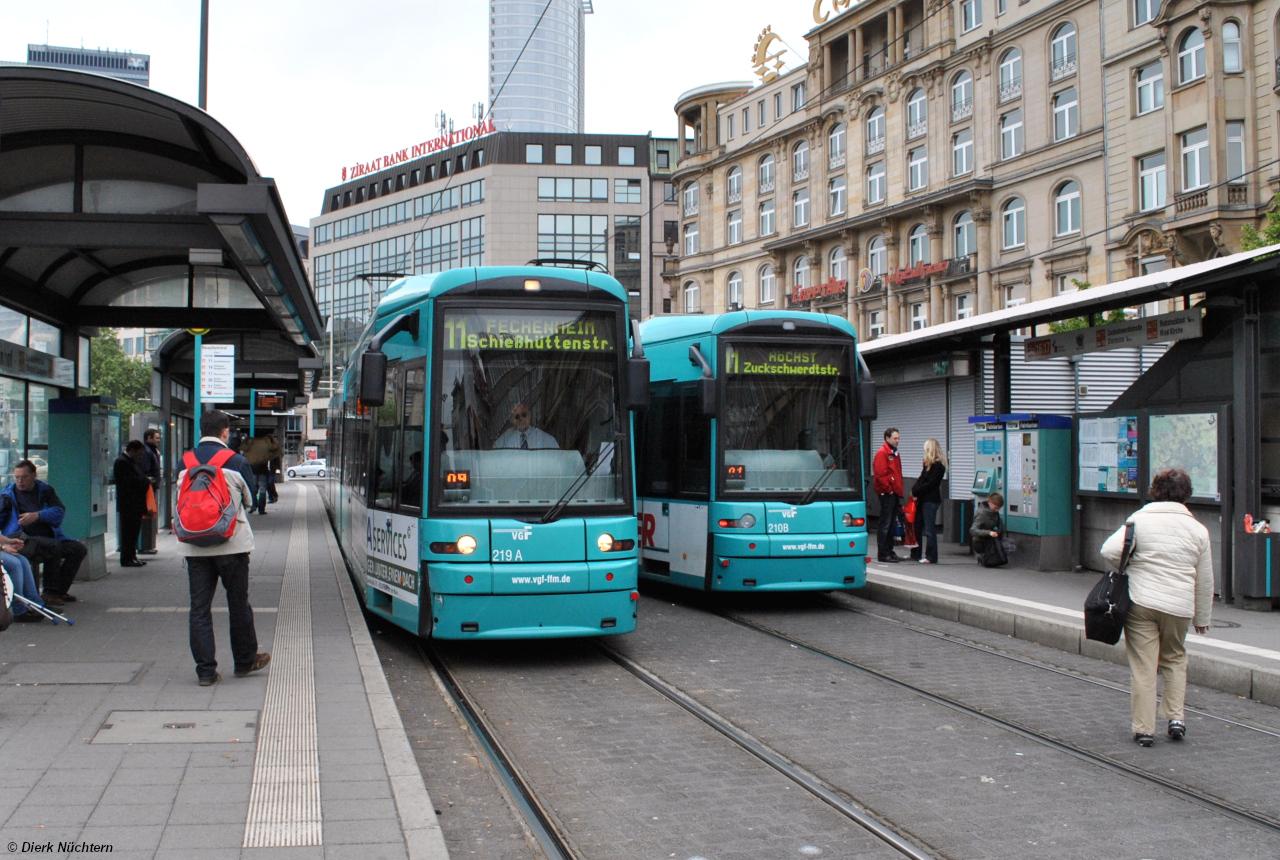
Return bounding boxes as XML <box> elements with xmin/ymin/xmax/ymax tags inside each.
<box><xmin>4</xmin><ymin>1</ymin><xmax>821</xmax><ymax>225</ymax></box>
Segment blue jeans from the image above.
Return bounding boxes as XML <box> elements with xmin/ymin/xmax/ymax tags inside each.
<box><xmin>920</xmin><ymin>501</ymin><xmax>940</xmax><ymax>563</ymax></box>
<box><xmin>876</xmin><ymin>493</ymin><xmax>901</xmax><ymax>559</ymax></box>
<box><xmin>2</xmin><ymin>552</ymin><xmax>42</xmax><ymax>614</ymax></box>
<box><xmin>187</xmin><ymin>553</ymin><xmax>258</xmax><ymax>680</ymax></box>
<box><xmin>253</xmin><ymin>474</ymin><xmax>270</xmax><ymax>513</ymax></box>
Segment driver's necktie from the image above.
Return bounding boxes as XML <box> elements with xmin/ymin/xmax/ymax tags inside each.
<box><xmin>520</xmin><ymin>432</ymin><xmax>528</xmax><ymax>450</ymax></box>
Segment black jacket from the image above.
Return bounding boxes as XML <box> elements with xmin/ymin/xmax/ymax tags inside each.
<box><xmin>911</xmin><ymin>462</ymin><xmax>946</xmax><ymax>505</ymax></box>
<box><xmin>113</xmin><ymin>453</ymin><xmax>151</xmax><ymax>515</ymax></box>
<box><xmin>140</xmin><ymin>443</ymin><xmax>161</xmax><ymax>488</ymax></box>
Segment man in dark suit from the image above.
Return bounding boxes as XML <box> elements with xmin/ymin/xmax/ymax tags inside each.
<box><xmin>113</xmin><ymin>441</ymin><xmax>151</xmax><ymax>568</ymax></box>
<box><xmin>139</xmin><ymin>428</ymin><xmax>162</xmax><ymax>555</ymax></box>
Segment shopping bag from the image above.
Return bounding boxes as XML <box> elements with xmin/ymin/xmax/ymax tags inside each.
<box><xmin>901</xmin><ymin>517</ymin><xmax>918</xmax><ymax>548</ymax></box>
<box><xmin>1084</xmin><ymin>523</ymin><xmax>1134</xmax><ymax>645</ymax></box>
<box><xmin>902</xmin><ymin>496</ymin><xmax>918</xmax><ymax>524</ymax></box>
<box><xmin>143</xmin><ymin>485</ymin><xmax>158</xmax><ymax>520</ymax></box>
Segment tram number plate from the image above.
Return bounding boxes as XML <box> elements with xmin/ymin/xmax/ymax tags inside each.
<box><xmin>725</xmin><ymin>464</ymin><xmax>745</xmax><ymax>480</ymax></box>
<box><xmin>444</xmin><ymin>470</ymin><xmax>471</xmax><ymax>490</ymax></box>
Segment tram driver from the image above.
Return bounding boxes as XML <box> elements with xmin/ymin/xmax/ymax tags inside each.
<box><xmin>493</xmin><ymin>402</ymin><xmax>558</xmax><ymax>450</ymax></box>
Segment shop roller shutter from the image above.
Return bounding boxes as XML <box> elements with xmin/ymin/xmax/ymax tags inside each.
<box><xmin>947</xmin><ymin>376</ymin><xmax>977</xmax><ymax>500</ymax></box>
<box><xmin>870</xmin><ymin>379</ymin><xmax>950</xmax><ymax>498</ymax></box>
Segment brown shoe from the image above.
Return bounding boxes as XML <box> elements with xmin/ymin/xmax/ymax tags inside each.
<box><xmin>198</xmin><ymin>672</ymin><xmax>221</xmax><ymax>687</ymax></box>
<box><xmin>234</xmin><ymin>653</ymin><xmax>271</xmax><ymax>677</ymax></box>
<box><xmin>41</xmin><ymin>592</ymin><xmax>64</xmax><ymax>607</ymax></box>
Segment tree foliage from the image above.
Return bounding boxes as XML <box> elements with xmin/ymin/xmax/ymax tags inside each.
<box><xmin>89</xmin><ymin>330</ymin><xmax>153</xmax><ymax>418</ymax></box>
<box><xmin>1047</xmin><ymin>280</ymin><xmax>1128</xmax><ymax>334</ymax></box>
<box><xmin>1241</xmin><ymin>193</ymin><xmax>1280</xmax><ymax>251</ymax></box>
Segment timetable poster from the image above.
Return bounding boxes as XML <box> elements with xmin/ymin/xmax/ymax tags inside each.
<box><xmin>1078</xmin><ymin>415</ymin><xmax>1139</xmax><ymax>494</ymax></box>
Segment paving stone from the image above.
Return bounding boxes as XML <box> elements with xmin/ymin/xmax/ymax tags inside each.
<box><xmin>322</xmin><ymin>816</ymin><xmax>405</xmax><ymax>844</ymax></box>
<box><xmin>87</xmin><ymin>802</ymin><xmax>173</xmax><ymax>827</ymax></box>
<box><xmin>74</xmin><ymin>824</ymin><xmax>166</xmax><ymax>851</ymax></box>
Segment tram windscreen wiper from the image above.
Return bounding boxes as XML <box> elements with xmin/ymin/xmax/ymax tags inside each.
<box><xmin>540</xmin><ymin>435</ymin><xmax>621</xmax><ymax>524</ymax></box>
<box><xmin>797</xmin><ymin>434</ymin><xmax>860</xmax><ymax>506</ymax></box>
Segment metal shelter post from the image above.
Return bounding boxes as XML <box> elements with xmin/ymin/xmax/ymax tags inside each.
<box><xmin>993</xmin><ymin>330</ymin><xmax>1012</xmax><ymax>415</ymax></box>
<box><xmin>193</xmin><ymin>333</ymin><xmax>203</xmax><ymax>420</ymax></box>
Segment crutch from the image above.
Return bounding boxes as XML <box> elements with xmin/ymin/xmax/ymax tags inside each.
<box><xmin>11</xmin><ymin>593</ymin><xmax>74</xmax><ymax>625</ymax></box>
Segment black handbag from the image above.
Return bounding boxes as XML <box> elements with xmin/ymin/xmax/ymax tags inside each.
<box><xmin>1084</xmin><ymin>523</ymin><xmax>1135</xmax><ymax>645</ymax></box>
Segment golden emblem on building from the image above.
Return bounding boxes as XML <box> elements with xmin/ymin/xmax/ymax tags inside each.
<box><xmin>813</xmin><ymin>0</ymin><xmax>854</xmax><ymax>25</ymax></box>
<box><xmin>751</xmin><ymin>27</ymin><xmax>788</xmax><ymax>84</ymax></box>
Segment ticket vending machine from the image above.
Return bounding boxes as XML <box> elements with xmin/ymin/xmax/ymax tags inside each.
<box><xmin>48</xmin><ymin>396</ymin><xmax>118</xmax><ymax>581</ymax></box>
<box><xmin>969</xmin><ymin>414</ymin><xmax>1073</xmax><ymax>570</ymax></box>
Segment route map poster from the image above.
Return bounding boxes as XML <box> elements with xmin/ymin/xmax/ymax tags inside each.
<box><xmin>1078</xmin><ymin>415</ymin><xmax>1138</xmax><ymax>493</ymax></box>
<box><xmin>1148</xmin><ymin>412</ymin><xmax>1220</xmax><ymax>500</ymax></box>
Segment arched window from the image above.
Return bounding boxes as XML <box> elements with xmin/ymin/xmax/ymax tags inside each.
<box><xmin>866</xmin><ymin>106</ymin><xmax>886</xmax><ymax>150</ymax></box>
<box><xmin>1002</xmin><ymin>197</ymin><xmax>1026</xmax><ymax>248</ymax></box>
<box><xmin>999</xmin><ymin>48</ymin><xmax>1023</xmax><ymax>99</ymax></box>
<box><xmin>908</xmin><ymin>224</ymin><xmax>929</xmax><ymax>266</ymax></box>
<box><xmin>793</xmin><ymin>256</ymin><xmax>810</xmax><ymax>291</ymax></box>
<box><xmin>1051</xmin><ymin>23</ymin><xmax>1077</xmax><ymax>79</ymax></box>
<box><xmin>683</xmin><ymin>280</ymin><xmax>700</xmax><ymax>312</ymax></box>
<box><xmin>682</xmin><ymin>181</ymin><xmax>698</xmax><ymax>215</ymax></box>
<box><xmin>1178</xmin><ymin>29</ymin><xmax>1205</xmax><ymax>83</ymax></box>
<box><xmin>868</xmin><ymin>237</ymin><xmax>887</xmax><ymax>275</ymax></box>
<box><xmin>828</xmin><ymin>123</ymin><xmax>846</xmax><ymax>166</ymax></box>
<box><xmin>1055</xmin><ymin>181</ymin><xmax>1082</xmax><ymax>236</ymax></box>
<box><xmin>759</xmin><ymin>264</ymin><xmax>776</xmax><ymax>304</ymax></box>
<box><xmin>952</xmin><ymin>71</ymin><xmax>973</xmax><ymax>117</ymax></box>
<box><xmin>1053</xmin><ymin>88</ymin><xmax>1079</xmax><ymax>140</ymax></box>
<box><xmin>726</xmin><ymin>166</ymin><xmax>742</xmax><ymax>203</ymax></box>
<box><xmin>907</xmin><ymin>88</ymin><xmax>927</xmax><ymax>137</ymax></box>
<box><xmin>954</xmin><ymin>211</ymin><xmax>975</xmax><ymax>257</ymax></box>
<box><xmin>793</xmin><ymin>140</ymin><xmax>810</xmax><ymax>180</ymax></box>
<box><xmin>758</xmin><ymin>154</ymin><xmax>775</xmax><ymax>190</ymax></box>
<box><xmin>727</xmin><ymin>271</ymin><xmax>744</xmax><ymax>309</ymax></box>
<box><xmin>1223</xmin><ymin>21</ymin><xmax>1242</xmax><ymax>73</ymax></box>
<box><xmin>830</xmin><ymin>246</ymin><xmax>847</xmax><ymax>282</ymax></box>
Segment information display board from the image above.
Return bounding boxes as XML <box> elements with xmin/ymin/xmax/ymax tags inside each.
<box><xmin>1078</xmin><ymin>415</ymin><xmax>1139</xmax><ymax>494</ymax></box>
<box><xmin>199</xmin><ymin>344</ymin><xmax>235</xmax><ymax>402</ymax></box>
<box><xmin>1148</xmin><ymin>411</ymin><xmax>1220</xmax><ymax>500</ymax></box>
<box><xmin>255</xmin><ymin>390</ymin><xmax>287</xmax><ymax>411</ymax></box>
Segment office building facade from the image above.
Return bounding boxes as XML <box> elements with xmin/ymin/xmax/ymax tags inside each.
<box><xmin>27</xmin><ymin>44</ymin><xmax>149</xmax><ymax>86</ymax></box>
<box><xmin>489</xmin><ymin>0</ymin><xmax>591</xmax><ymax>133</ymax></box>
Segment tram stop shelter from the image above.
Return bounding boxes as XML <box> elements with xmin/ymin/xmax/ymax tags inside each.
<box><xmin>0</xmin><ymin>66</ymin><xmax>324</xmax><ymax>565</ymax></box>
<box><xmin>858</xmin><ymin>244</ymin><xmax>1280</xmax><ymax>610</ymax></box>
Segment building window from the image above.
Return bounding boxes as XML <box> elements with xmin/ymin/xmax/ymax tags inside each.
<box><xmin>793</xmin><ymin>188</ymin><xmax>810</xmax><ymax>227</ymax></box>
<box><xmin>1055</xmin><ymin>180</ymin><xmax>1082</xmax><ymax>236</ymax></box>
<box><xmin>585</xmin><ymin>145</ymin><xmax>602</xmax><ymax>165</ymax></box>
<box><xmin>1227</xmin><ymin>121</ymin><xmax>1246</xmax><ymax>183</ymax></box>
<box><xmin>555</xmin><ymin>144</ymin><xmax>572</xmax><ymax>165</ymax></box>
<box><xmin>743</xmin><ymin>106</ymin><xmax>751</xmax><ymax>133</ymax></box>
<box><xmin>775</xmin><ymin>92</ymin><xmax>783</xmax><ymax>120</ymax></box>
<box><xmin>952</xmin><ymin>129</ymin><xmax>973</xmax><ymax>176</ymax></box>
<box><xmin>1139</xmin><ymin>152</ymin><xmax>1167</xmax><ymax>210</ymax></box>
<box><xmin>656</xmin><ymin>150</ymin><xmax>670</xmax><ymax>169</ymax></box>
<box><xmin>1136</xmin><ymin>61</ymin><xmax>1164</xmax><ymax>114</ymax></box>
<box><xmin>952</xmin><ymin>71</ymin><xmax>973</xmax><ymax>120</ymax></box>
<box><xmin>760</xmin><ymin>264</ymin><xmax>776</xmax><ymax>303</ymax></box>
<box><xmin>312</xmin><ymin>408</ymin><xmax>328</xmax><ymax>430</ymax></box>
<box><xmin>906</xmin><ymin>88</ymin><xmax>927</xmax><ymax>138</ymax></box>
<box><xmin>525</xmin><ymin>144</ymin><xmax>543</xmax><ymax>164</ymax></box>
<box><xmin>684</xmin><ymin>281</ymin><xmax>700</xmax><ymax>312</ymax></box>
<box><xmin>538</xmin><ymin>177</ymin><xmax>609</xmax><ymax>201</ymax></box>
<box><xmin>829</xmin><ymin>122</ymin><xmax>846</xmax><ymax>166</ymax></box>
<box><xmin>869</xmin><ymin>309</ymin><xmax>885</xmax><ymax>338</ymax></box>
<box><xmin>1134</xmin><ymin>0</ymin><xmax>1158</xmax><ymax>26</ymax></box>
<box><xmin>793</xmin><ymin>256</ymin><xmax>810</xmax><ymax>290</ymax></box>
<box><xmin>536</xmin><ymin>214</ymin><xmax>605</xmax><ymax>269</ymax></box>
<box><xmin>911</xmin><ymin>302</ymin><xmax>927</xmax><ymax>330</ymax></box>
<box><xmin>1140</xmin><ymin>255</ymin><xmax>1167</xmax><ymax>275</ymax></box>
<box><xmin>1051</xmin><ymin>23</ymin><xmax>1077</xmax><ymax>80</ymax></box>
<box><xmin>664</xmin><ymin>181</ymin><xmax>676</xmax><ymax>202</ymax></box>
<box><xmin>663</xmin><ymin>220</ymin><xmax>679</xmax><ymax>245</ymax></box>
<box><xmin>727</xmin><ymin>210</ymin><xmax>743</xmax><ymax>245</ymax></box>
<box><xmin>961</xmin><ymin>0</ymin><xmax>982</xmax><ymax>33</ymax></box>
<box><xmin>830</xmin><ymin>246</ymin><xmax>847</xmax><ymax>282</ymax></box>
<box><xmin>793</xmin><ymin>140</ymin><xmax>810</xmax><ymax>181</ymax></box>
<box><xmin>759</xmin><ymin>154</ymin><xmax>775</xmax><ymax>191</ymax></box>
<box><xmin>998</xmin><ymin>49</ymin><xmax>1022</xmax><ymax>101</ymax></box>
<box><xmin>955</xmin><ymin>211</ymin><xmax>975</xmax><ymax>256</ymax></box>
<box><xmin>726</xmin><ymin>114</ymin><xmax>735</xmax><ymax>140</ymax></box>
<box><xmin>955</xmin><ymin>293</ymin><xmax>973</xmax><ymax>319</ymax></box>
<box><xmin>683</xmin><ymin>223</ymin><xmax>699</xmax><ymax>255</ymax></box>
<box><xmin>829</xmin><ymin>176</ymin><xmax>846</xmax><ymax>216</ymax></box>
<box><xmin>1181</xmin><ymin>127</ymin><xmax>1209</xmax><ymax>190</ymax></box>
<box><xmin>682</xmin><ymin>181</ymin><xmax>698</xmax><ymax>216</ymax></box>
<box><xmin>727</xmin><ymin>271</ymin><xmax>744</xmax><ymax>309</ymax></box>
<box><xmin>867</xmin><ymin>162</ymin><xmax>886</xmax><ymax>203</ymax></box>
<box><xmin>908</xmin><ymin>224</ymin><xmax>929</xmax><ymax>265</ymax></box>
<box><xmin>759</xmin><ymin>99</ymin><xmax>767</xmax><ymax>125</ymax></box>
<box><xmin>1002</xmin><ymin>197</ymin><xmax>1026</xmax><ymax>248</ymax></box>
<box><xmin>1001</xmin><ymin>110</ymin><xmax>1024</xmax><ymax>159</ymax></box>
<box><xmin>866</xmin><ymin>107</ymin><xmax>885</xmax><ymax>152</ymax></box>
<box><xmin>792</xmin><ymin>82</ymin><xmax>807</xmax><ymax>111</ymax></box>
<box><xmin>1053</xmin><ymin>88</ymin><xmax>1079</xmax><ymax>140</ymax></box>
<box><xmin>759</xmin><ymin>199</ymin><xmax>775</xmax><ymax>235</ymax></box>
<box><xmin>868</xmin><ymin>237</ymin><xmax>886</xmax><ymax>275</ymax></box>
<box><xmin>727</xmin><ymin>166</ymin><xmax>743</xmax><ymax>203</ymax></box>
<box><xmin>1223</xmin><ymin>21</ymin><xmax>1242</xmax><ymax>73</ymax></box>
<box><xmin>618</xmin><ymin>146</ymin><xmax>636</xmax><ymax>166</ymax></box>
<box><xmin>908</xmin><ymin>147</ymin><xmax>928</xmax><ymax>191</ymax></box>
<box><xmin>615</xmin><ymin>178</ymin><xmax>642</xmax><ymax>203</ymax></box>
<box><xmin>1178</xmin><ymin>29</ymin><xmax>1205</xmax><ymax>83</ymax></box>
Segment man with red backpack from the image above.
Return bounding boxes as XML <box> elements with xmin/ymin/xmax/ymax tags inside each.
<box><xmin>175</xmin><ymin>411</ymin><xmax>270</xmax><ymax>687</ymax></box>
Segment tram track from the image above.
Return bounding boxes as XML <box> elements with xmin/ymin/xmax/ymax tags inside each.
<box><xmin>712</xmin><ymin>606</ymin><xmax>1280</xmax><ymax>839</ymax></box>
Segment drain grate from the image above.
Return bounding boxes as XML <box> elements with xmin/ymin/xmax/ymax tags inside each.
<box><xmin>92</xmin><ymin>710</ymin><xmax>259</xmax><ymax>744</ymax></box>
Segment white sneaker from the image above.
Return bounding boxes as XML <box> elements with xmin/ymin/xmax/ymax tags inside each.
<box><xmin>919</xmin><ymin>559</ymin><xmax>932</xmax><ymax>564</ymax></box>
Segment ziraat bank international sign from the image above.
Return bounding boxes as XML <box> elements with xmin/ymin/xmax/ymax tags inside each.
<box><xmin>342</xmin><ymin>117</ymin><xmax>496</xmax><ymax>182</ymax></box>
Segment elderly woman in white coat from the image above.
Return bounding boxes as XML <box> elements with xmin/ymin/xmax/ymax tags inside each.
<box><xmin>1100</xmin><ymin>468</ymin><xmax>1214</xmax><ymax>748</ymax></box>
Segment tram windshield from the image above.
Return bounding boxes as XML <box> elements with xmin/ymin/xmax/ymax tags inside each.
<box><xmin>720</xmin><ymin>341</ymin><xmax>859</xmax><ymax>498</ymax></box>
<box><xmin>434</xmin><ymin>305</ymin><xmax>628</xmax><ymax>512</ymax></box>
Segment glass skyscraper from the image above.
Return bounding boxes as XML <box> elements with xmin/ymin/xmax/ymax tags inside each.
<box><xmin>488</xmin><ymin>0</ymin><xmax>590</xmax><ymax>134</ymax></box>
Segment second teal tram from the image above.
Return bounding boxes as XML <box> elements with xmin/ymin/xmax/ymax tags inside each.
<box><xmin>323</xmin><ymin>266</ymin><xmax>649</xmax><ymax>639</ymax></box>
<box><xmin>634</xmin><ymin>311</ymin><xmax>876</xmax><ymax>592</ymax></box>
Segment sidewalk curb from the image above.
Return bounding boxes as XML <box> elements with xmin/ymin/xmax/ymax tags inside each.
<box><xmin>861</xmin><ymin>579</ymin><xmax>1280</xmax><ymax>708</ymax></box>
<box><xmin>320</xmin><ymin>495</ymin><xmax>451</xmax><ymax>860</ymax></box>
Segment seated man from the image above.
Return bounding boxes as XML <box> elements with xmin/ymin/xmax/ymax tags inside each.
<box><xmin>493</xmin><ymin>402</ymin><xmax>557</xmax><ymax>450</ymax></box>
<box><xmin>969</xmin><ymin>492</ymin><xmax>1007</xmax><ymax>568</ymax></box>
<box><xmin>0</xmin><ymin>459</ymin><xmax>89</xmax><ymax>607</ymax></box>
<box><xmin>1</xmin><ymin>535</ymin><xmax>46</xmax><ymax>622</ymax></box>
<box><xmin>401</xmin><ymin>450</ymin><xmax>424</xmax><ymax>507</ymax></box>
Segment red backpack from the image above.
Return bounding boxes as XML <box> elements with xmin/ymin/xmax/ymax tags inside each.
<box><xmin>175</xmin><ymin>449</ymin><xmax>239</xmax><ymax>546</ymax></box>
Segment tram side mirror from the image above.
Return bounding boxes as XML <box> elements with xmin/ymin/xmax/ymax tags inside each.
<box><xmin>627</xmin><ymin>358</ymin><xmax>650</xmax><ymax>411</ymax></box>
<box><xmin>360</xmin><ymin>350</ymin><xmax>388</xmax><ymax>407</ymax></box>
<box><xmin>698</xmin><ymin>376</ymin><xmax>718</xmax><ymax>417</ymax></box>
<box><xmin>857</xmin><ymin>380</ymin><xmax>878</xmax><ymax>421</ymax></box>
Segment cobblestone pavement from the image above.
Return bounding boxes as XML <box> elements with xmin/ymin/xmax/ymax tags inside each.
<box><xmin>610</xmin><ymin>587</ymin><xmax>1280</xmax><ymax>859</ymax></box>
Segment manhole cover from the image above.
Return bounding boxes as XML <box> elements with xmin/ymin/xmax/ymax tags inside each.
<box><xmin>1</xmin><ymin>662</ymin><xmax>144</xmax><ymax>685</ymax></box>
<box><xmin>92</xmin><ymin>710</ymin><xmax>259</xmax><ymax>744</ymax></box>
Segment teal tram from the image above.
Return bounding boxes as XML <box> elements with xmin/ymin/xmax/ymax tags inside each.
<box><xmin>323</xmin><ymin>266</ymin><xmax>649</xmax><ymax>639</ymax></box>
<box><xmin>634</xmin><ymin>311</ymin><xmax>876</xmax><ymax>592</ymax></box>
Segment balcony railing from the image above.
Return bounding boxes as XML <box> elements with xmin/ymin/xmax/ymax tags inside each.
<box><xmin>1050</xmin><ymin>54</ymin><xmax>1077</xmax><ymax>82</ymax></box>
<box><xmin>907</xmin><ymin>121</ymin><xmax>927</xmax><ymax>141</ymax></box>
<box><xmin>998</xmin><ymin>78</ymin><xmax>1022</xmax><ymax>103</ymax></box>
<box><xmin>1228</xmin><ymin>184</ymin><xmax>1249</xmax><ymax>205</ymax></box>
<box><xmin>952</xmin><ymin>99</ymin><xmax>973</xmax><ymax>122</ymax></box>
<box><xmin>793</xmin><ymin>165</ymin><xmax>809</xmax><ymax>182</ymax></box>
<box><xmin>1275</xmin><ymin>57</ymin><xmax>1280</xmax><ymax>91</ymax></box>
<box><xmin>1175</xmin><ymin>189</ymin><xmax>1208</xmax><ymax>213</ymax></box>
<box><xmin>759</xmin><ymin>177</ymin><xmax>775</xmax><ymax>193</ymax></box>
<box><xmin>866</xmin><ymin>136</ymin><xmax>885</xmax><ymax>155</ymax></box>
<box><xmin>727</xmin><ymin>189</ymin><xmax>742</xmax><ymax>204</ymax></box>
<box><xmin>683</xmin><ymin>201</ymin><xmax>698</xmax><ymax>217</ymax></box>
<box><xmin>829</xmin><ymin>150</ymin><xmax>846</xmax><ymax>169</ymax></box>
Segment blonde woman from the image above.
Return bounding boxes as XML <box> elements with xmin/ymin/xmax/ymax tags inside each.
<box><xmin>909</xmin><ymin>439</ymin><xmax>947</xmax><ymax>564</ymax></box>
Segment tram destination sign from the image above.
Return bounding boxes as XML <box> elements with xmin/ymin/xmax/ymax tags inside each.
<box><xmin>1024</xmin><ymin>308</ymin><xmax>1203</xmax><ymax>361</ymax></box>
<box><xmin>442</xmin><ymin>310</ymin><xmax>615</xmax><ymax>353</ymax></box>
<box><xmin>725</xmin><ymin>344</ymin><xmax>846</xmax><ymax>376</ymax></box>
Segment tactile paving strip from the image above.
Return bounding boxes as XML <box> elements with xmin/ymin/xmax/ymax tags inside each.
<box><xmin>242</xmin><ymin>489</ymin><xmax>322</xmax><ymax>847</ymax></box>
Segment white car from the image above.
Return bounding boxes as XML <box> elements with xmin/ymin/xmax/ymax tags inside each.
<box><xmin>287</xmin><ymin>459</ymin><xmax>326</xmax><ymax>478</ymax></box>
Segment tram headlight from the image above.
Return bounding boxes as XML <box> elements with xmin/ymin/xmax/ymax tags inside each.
<box><xmin>739</xmin><ymin>513</ymin><xmax>756</xmax><ymax>528</ymax></box>
<box><xmin>597</xmin><ymin>533</ymin><xmax>615</xmax><ymax>552</ymax></box>
<box><xmin>456</xmin><ymin>535</ymin><xmax>478</xmax><ymax>555</ymax></box>
<box><xmin>596</xmin><ymin>533</ymin><xmax>635</xmax><ymax>552</ymax></box>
